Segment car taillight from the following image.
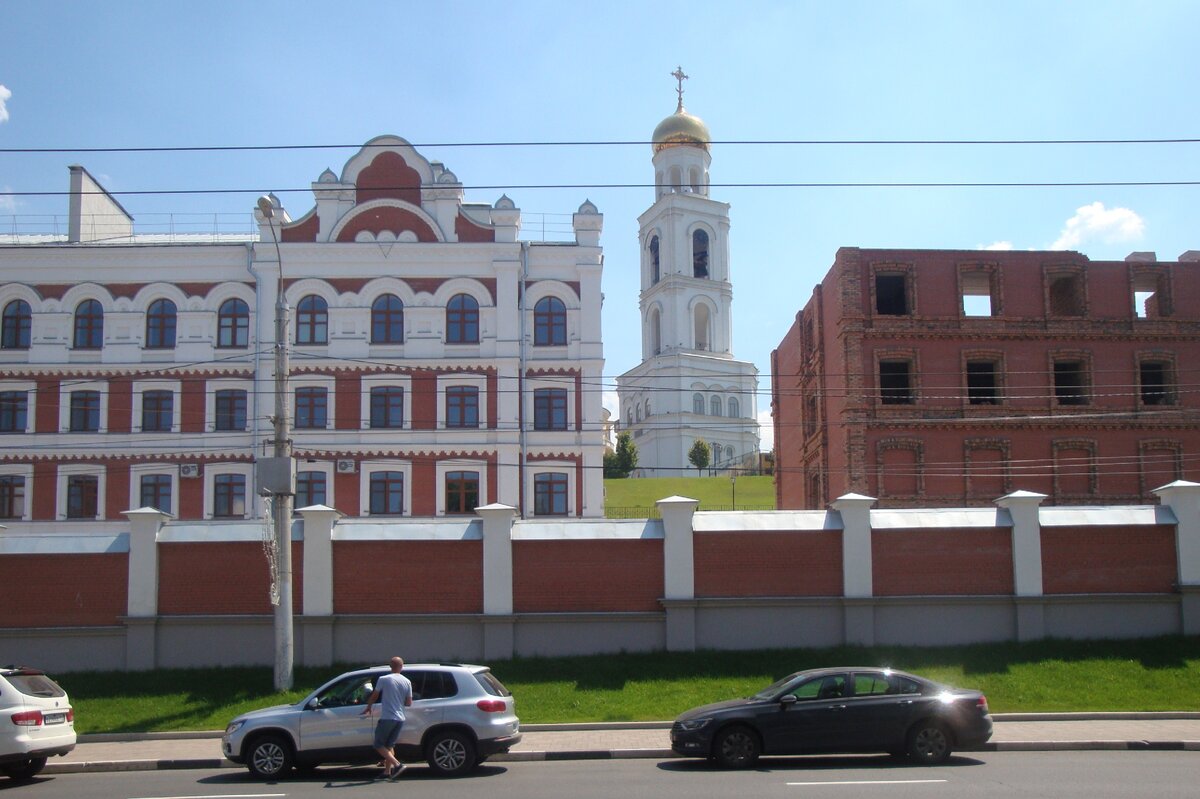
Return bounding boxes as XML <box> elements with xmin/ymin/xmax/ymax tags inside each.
<box><xmin>976</xmin><ymin>696</ymin><xmax>989</xmax><ymax>713</ymax></box>
<box><xmin>67</xmin><ymin>708</ymin><xmax>75</xmax><ymax>723</ymax></box>
<box><xmin>11</xmin><ymin>710</ymin><xmax>43</xmax><ymax>726</ymax></box>
<box><xmin>476</xmin><ymin>699</ymin><xmax>507</xmax><ymax>713</ymax></box>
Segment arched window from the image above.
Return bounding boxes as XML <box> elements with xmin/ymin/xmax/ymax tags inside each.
<box><xmin>649</xmin><ymin>236</ymin><xmax>660</xmax><ymax>285</ymax></box>
<box><xmin>726</xmin><ymin>446</ymin><xmax>735</xmax><ymax>464</ymax></box>
<box><xmin>669</xmin><ymin>166</ymin><xmax>683</xmax><ymax>191</ymax></box>
<box><xmin>216</xmin><ymin>298</ymin><xmax>249</xmax><ymax>349</ymax></box>
<box><xmin>295</xmin><ymin>295</ymin><xmax>328</xmax><ymax>345</ymax></box>
<box><xmin>694</xmin><ymin>304</ymin><xmax>711</xmax><ymax>351</ymax></box>
<box><xmin>534</xmin><ymin>297</ymin><xmax>566</xmax><ymax>346</ymax></box>
<box><xmin>446</xmin><ymin>294</ymin><xmax>479</xmax><ymax>344</ymax></box>
<box><xmin>693</xmin><ymin>229</ymin><xmax>709</xmax><ymax>278</ymax></box>
<box><xmin>710</xmin><ymin>395</ymin><xmax>722</xmax><ymax>416</ymax></box>
<box><xmin>73</xmin><ymin>299</ymin><xmax>104</xmax><ymax>349</ymax></box>
<box><xmin>644</xmin><ymin>399</ymin><xmax>651</xmax><ymax>418</ymax></box>
<box><xmin>1</xmin><ymin>300</ymin><xmax>32</xmax><ymax>349</ymax></box>
<box><xmin>650</xmin><ymin>308</ymin><xmax>661</xmax><ymax>355</ymax></box>
<box><xmin>689</xmin><ymin>167</ymin><xmax>702</xmax><ymax>193</ymax></box>
<box><xmin>693</xmin><ymin>393</ymin><xmax>704</xmax><ymax>414</ymax></box>
<box><xmin>371</xmin><ymin>294</ymin><xmax>404</xmax><ymax>343</ymax></box>
<box><xmin>635</xmin><ymin>404</ymin><xmax>642</xmax><ymax>422</ymax></box>
<box><xmin>626</xmin><ymin>407</ymin><xmax>633</xmax><ymax>427</ymax></box>
<box><xmin>145</xmin><ymin>298</ymin><xmax>177</xmax><ymax>349</ymax></box>
<box><xmin>728</xmin><ymin>396</ymin><xmax>740</xmax><ymax>418</ymax></box>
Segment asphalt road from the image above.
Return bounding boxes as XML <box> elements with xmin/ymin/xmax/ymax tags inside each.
<box><xmin>4</xmin><ymin>751</ymin><xmax>1198</xmax><ymax>798</ymax></box>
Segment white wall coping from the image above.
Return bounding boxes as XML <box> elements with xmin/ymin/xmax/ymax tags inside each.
<box><xmin>333</xmin><ymin>518</ymin><xmax>482</xmax><ymax>541</ymax></box>
<box><xmin>1039</xmin><ymin>505</ymin><xmax>1175</xmax><ymax>527</ymax></box>
<box><xmin>158</xmin><ymin>522</ymin><xmax>275</xmax><ymax>543</ymax></box>
<box><xmin>870</xmin><ymin>508</ymin><xmax>1010</xmax><ymax>530</ymax></box>
<box><xmin>694</xmin><ymin>510</ymin><xmax>840</xmax><ymax>532</ymax></box>
<box><xmin>0</xmin><ymin>534</ymin><xmax>128</xmax><ymax>554</ymax></box>
<box><xmin>512</xmin><ymin>519</ymin><xmax>663</xmax><ymax>540</ymax></box>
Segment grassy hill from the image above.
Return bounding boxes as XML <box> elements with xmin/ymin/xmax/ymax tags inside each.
<box><xmin>603</xmin><ymin>475</ymin><xmax>775</xmax><ymax>517</ymax></box>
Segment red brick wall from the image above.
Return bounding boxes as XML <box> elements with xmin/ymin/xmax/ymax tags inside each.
<box><xmin>107</xmin><ymin>377</ymin><xmax>132</xmax><ymax>434</ymax></box>
<box><xmin>335</xmin><ymin>470</ymin><xmax>360</xmax><ymax>516</ymax></box>
<box><xmin>105</xmin><ymin>462</ymin><xmax>130</xmax><ymax>518</ymax></box>
<box><xmin>513</xmin><ymin>540</ymin><xmax>663</xmax><ymax>612</ymax></box>
<box><xmin>1042</xmin><ymin>525</ymin><xmax>1177</xmax><ymax>594</ymax></box>
<box><xmin>335</xmin><ymin>373</ymin><xmax>361</xmax><ymax>430</ymax></box>
<box><xmin>180</xmin><ymin>378</ymin><xmax>205</xmax><ymax>434</ymax></box>
<box><xmin>695</xmin><ymin>531</ymin><xmax>842</xmax><ymax>597</ymax></box>
<box><xmin>158</xmin><ymin>542</ymin><xmax>304</xmax><ymax>615</ymax></box>
<box><xmin>32</xmin><ymin>461</ymin><xmax>56</xmax><ymax>520</ymax></box>
<box><xmin>0</xmin><ymin>553</ymin><xmax>127</xmax><ymax>627</ymax></box>
<box><xmin>412</xmin><ymin>462</ymin><xmax>435</xmax><ymax>516</ymax></box>
<box><xmin>178</xmin><ymin>468</ymin><xmax>203</xmax><ymax>519</ymax></box>
<box><xmin>35</xmin><ymin>377</ymin><xmax>59</xmax><ymax>433</ymax></box>
<box><xmin>333</xmin><ymin>541</ymin><xmax>482</xmax><ymax>613</ymax></box>
<box><xmin>873</xmin><ymin>528</ymin><xmax>1014</xmax><ymax>595</ymax></box>
<box><xmin>412</xmin><ymin>372</ymin><xmax>436</xmax><ymax>430</ymax></box>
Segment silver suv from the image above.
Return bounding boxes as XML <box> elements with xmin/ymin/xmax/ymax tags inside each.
<box><xmin>0</xmin><ymin>667</ymin><xmax>76</xmax><ymax>781</ymax></box>
<box><xmin>222</xmin><ymin>663</ymin><xmax>520</xmax><ymax>778</ymax></box>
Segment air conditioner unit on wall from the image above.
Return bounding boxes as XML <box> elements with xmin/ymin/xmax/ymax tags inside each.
<box><xmin>180</xmin><ymin>464</ymin><xmax>200</xmax><ymax>478</ymax></box>
<box><xmin>336</xmin><ymin>460</ymin><xmax>357</xmax><ymax>474</ymax></box>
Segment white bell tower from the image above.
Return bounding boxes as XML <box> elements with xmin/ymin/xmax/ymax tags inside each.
<box><xmin>617</xmin><ymin>68</ymin><xmax>761</xmax><ymax>478</ymax></box>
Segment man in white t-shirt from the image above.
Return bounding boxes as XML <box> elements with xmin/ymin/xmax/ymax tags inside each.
<box><xmin>362</xmin><ymin>656</ymin><xmax>413</xmax><ymax>780</ymax></box>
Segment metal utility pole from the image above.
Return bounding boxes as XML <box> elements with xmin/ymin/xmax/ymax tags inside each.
<box><xmin>258</xmin><ymin>196</ymin><xmax>293</xmax><ymax>691</ymax></box>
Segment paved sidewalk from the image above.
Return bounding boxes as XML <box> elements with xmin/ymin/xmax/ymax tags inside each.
<box><xmin>44</xmin><ymin>715</ymin><xmax>1200</xmax><ymax>775</ymax></box>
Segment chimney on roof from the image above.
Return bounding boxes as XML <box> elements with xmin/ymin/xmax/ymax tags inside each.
<box><xmin>1124</xmin><ymin>251</ymin><xmax>1157</xmax><ymax>262</ymax></box>
<box><xmin>1179</xmin><ymin>251</ymin><xmax>1200</xmax><ymax>262</ymax></box>
<box><xmin>67</xmin><ymin>165</ymin><xmax>133</xmax><ymax>243</ymax></box>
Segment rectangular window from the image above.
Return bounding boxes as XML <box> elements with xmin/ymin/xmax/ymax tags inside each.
<box><xmin>295</xmin><ymin>470</ymin><xmax>327</xmax><ymax>509</ymax></box>
<box><xmin>67</xmin><ymin>475</ymin><xmax>99</xmax><ymax>519</ymax></box>
<box><xmin>961</xmin><ymin>270</ymin><xmax>995</xmax><ymax>317</ymax></box>
<box><xmin>0</xmin><ymin>475</ymin><xmax>24</xmax><ymax>519</ymax></box>
<box><xmin>369</xmin><ymin>471</ymin><xmax>405</xmax><ymax>515</ymax></box>
<box><xmin>1049</xmin><ymin>274</ymin><xmax>1083</xmax><ymax>316</ymax></box>
<box><xmin>0</xmin><ymin>391</ymin><xmax>27</xmax><ymax>433</ymax></box>
<box><xmin>446</xmin><ymin>386</ymin><xmax>479</xmax><ymax>429</ymax></box>
<box><xmin>213</xmin><ymin>473</ymin><xmax>246</xmax><ymax>518</ymax></box>
<box><xmin>295</xmin><ymin>386</ymin><xmax>328</xmax><ymax>429</ymax></box>
<box><xmin>369</xmin><ymin>386</ymin><xmax>404</xmax><ymax>429</ymax></box>
<box><xmin>875</xmin><ymin>274</ymin><xmax>908</xmax><ymax>315</ymax></box>
<box><xmin>445</xmin><ymin>470</ymin><xmax>479</xmax><ymax>515</ymax></box>
<box><xmin>533</xmin><ymin>388</ymin><xmax>568</xmax><ymax>431</ymax></box>
<box><xmin>804</xmin><ymin>394</ymin><xmax>817</xmax><ymax>437</ymax></box>
<box><xmin>1140</xmin><ymin>361</ymin><xmax>1172</xmax><ymax>406</ymax></box>
<box><xmin>69</xmin><ymin>390</ymin><xmax>101</xmax><ymax>432</ymax></box>
<box><xmin>139</xmin><ymin>474</ymin><xmax>172</xmax><ymax>513</ymax></box>
<box><xmin>141</xmin><ymin>390</ymin><xmax>174</xmax><ymax>432</ymax></box>
<box><xmin>533</xmin><ymin>472</ymin><xmax>568</xmax><ymax>516</ymax></box>
<box><xmin>1054</xmin><ymin>361</ymin><xmax>1087</xmax><ymax>405</ymax></box>
<box><xmin>878</xmin><ymin>361</ymin><xmax>914</xmax><ymax>405</ymax></box>
<box><xmin>214</xmin><ymin>389</ymin><xmax>247</xmax><ymax>431</ymax></box>
<box><xmin>966</xmin><ymin>361</ymin><xmax>999</xmax><ymax>405</ymax></box>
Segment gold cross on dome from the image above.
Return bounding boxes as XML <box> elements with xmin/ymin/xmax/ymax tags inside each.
<box><xmin>671</xmin><ymin>66</ymin><xmax>688</xmax><ymax>111</ymax></box>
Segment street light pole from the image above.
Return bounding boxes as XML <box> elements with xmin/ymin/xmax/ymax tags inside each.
<box><xmin>258</xmin><ymin>196</ymin><xmax>293</xmax><ymax>692</ymax></box>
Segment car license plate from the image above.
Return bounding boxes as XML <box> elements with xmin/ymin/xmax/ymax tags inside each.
<box><xmin>43</xmin><ymin>713</ymin><xmax>66</xmax><ymax>724</ymax></box>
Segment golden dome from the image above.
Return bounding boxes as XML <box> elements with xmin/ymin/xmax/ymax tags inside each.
<box><xmin>652</xmin><ymin>106</ymin><xmax>711</xmax><ymax>154</ymax></box>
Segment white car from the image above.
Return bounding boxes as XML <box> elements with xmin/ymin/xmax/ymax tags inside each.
<box><xmin>223</xmin><ymin>663</ymin><xmax>521</xmax><ymax>778</ymax></box>
<box><xmin>0</xmin><ymin>666</ymin><xmax>76</xmax><ymax>780</ymax></box>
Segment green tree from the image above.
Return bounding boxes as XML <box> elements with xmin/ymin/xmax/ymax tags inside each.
<box><xmin>688</xmin><ymin>439</ymin><xmax>711</xmax><ymax>475</ymax></box>
<box><xmin>604</xmin><ymin>431</ymin><xmax>639</xmax><ymax>478</ymax></box>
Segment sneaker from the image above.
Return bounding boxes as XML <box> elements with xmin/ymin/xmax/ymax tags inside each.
<box><xmin>388</xmin><ymin>763</ymin><xmax>407</xmax><ymax>781</ymax></box>
<box><xmin>375</xmin><ymin>767</ymin><xmax>393</xmax><ymax>780</ymax></box>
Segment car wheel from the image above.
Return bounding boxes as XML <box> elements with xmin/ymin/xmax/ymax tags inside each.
<box><xmin>1</xmin><ymin>756</ymin><xmax>47</xmax><ymax>780</ymax></box>
<box><xmin>906</xmin><ymin>721</ymin><xmax>952</xmax><ymax>765</ymax></box>
<box><xmin>425</xmin><ymin>729</ymin><xmax>477</xmax><ymax>777</ymax></box>
<box><xmin>246</xmin><ymin>734</ymin><xmax>294</xmax><ymax>779</ymax></box>
<box><xmin>712</xmin><ymin>725</ymin><xmax>761</xmax><ymax>769</ymax></box>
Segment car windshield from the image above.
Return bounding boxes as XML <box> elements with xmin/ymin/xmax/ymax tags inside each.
<box><xmin>5</xmin><ymin>673</ymin><xmax>66</xmax><ymax>698</ymax></box>
<box><xmin>750</xmin><ymin>672</ymin><xmax>803</xmax><ymax>700</ymax></box>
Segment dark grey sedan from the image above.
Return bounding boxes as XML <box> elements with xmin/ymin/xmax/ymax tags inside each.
<box><xmin>670</xmin><ymin>667</ymin><xmax>992</xmax><ymax>768</ymax></box>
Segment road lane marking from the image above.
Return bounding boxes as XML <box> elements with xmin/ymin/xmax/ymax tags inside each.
<box><xmin>786</xmin><ymin>779</ymin><xmax>948</xmax><ymax>786</ymax></box>
<box><xmin>131</xmin><ymin>794</ymin><xmax>287</xmax><ymax>799</ymax></box>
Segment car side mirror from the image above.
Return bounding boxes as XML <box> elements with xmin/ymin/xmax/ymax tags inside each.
<box><xmin>306</xmin><ymin>698</ymin><xmax>320</xmax><ymax>710</ymax></box>
<box><xmin>779</xmin><ymin>694</ymin><xmax>798</xmax><ymax>706</ymax></box>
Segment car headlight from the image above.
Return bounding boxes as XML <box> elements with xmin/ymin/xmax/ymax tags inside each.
<box><xmin>224</xmin><ymin>720</ymin><xmax>245</xmax><ymax>736</ymax></box>
<box><xmin>677</xmin><ymin>717</ymin><xmax>712</xmax><ymax>731</ymax></box>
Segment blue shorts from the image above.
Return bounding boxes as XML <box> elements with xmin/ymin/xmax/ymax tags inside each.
<box><xmin>373</xmin><ymin>719</ymin><xmax>404</xmax><ymax>750</ymax></box>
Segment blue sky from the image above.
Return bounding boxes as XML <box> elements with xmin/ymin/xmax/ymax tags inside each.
<box><xmin>3</xmin><ymin>1</ymin><xmax>1198</xmax><ymax>445</ymax></box>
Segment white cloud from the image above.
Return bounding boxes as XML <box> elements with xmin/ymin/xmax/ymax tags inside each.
<box><xmin>756</xmin><ymin>408</ymin><xmax>774</xmax><ymax>452</ymax></box>
<box><xmin>601</xmin><ymin>390</ymin><xmax>619</xmax><ymax>417</ymax></box>
<box><xmin>980</xmin><ymin>241</ymin><xmax>1013</xmax><ymax>251</ymax></box>
<box><xmin>0</xmin><ymin>85</ymin><xmax>10</xmax><ymax>123</ymax></box>
<box><xmin>1050</xmin><ymin>201</ymin><xmax>1145</xmax><ymax>251</ymax></box>
<box><xmin>0</xmin><ymin>188</ymin><xmax>16</xmax><ymax>213</ymax></box>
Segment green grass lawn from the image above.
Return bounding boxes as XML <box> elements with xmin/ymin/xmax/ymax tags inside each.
<box><xmin>605</xmin><ymin>475</ymin><xmax>775</xmax><ymax>515</ymax></box>
<box><xmin>61</xmin><ymin>637</ymin><xmax>1200</xmax><ymax>734</ymax></box>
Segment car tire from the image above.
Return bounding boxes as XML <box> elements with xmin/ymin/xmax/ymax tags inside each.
<box><xmin>246</xmin><ymin>734</ymin><xmax>294</xmax><ymax>779</ymax></box>
<box><xmin>1</xmin><ymin>756</ymin><xmax>47</xmax><ymax>780</ymax></box>
<box><xmin>906</xmin><ymin>720</ymin><xmax>952</xmax><ymax>765</ymax></box>
<box><xmin>712</xmin><ymin>725</ymin><xmax>761</xmax><ymax>769</ymax></box>
<box><xmin>425</xmin><ymin>729</ymin><xmax>477</xmax><ymax>777</ymax></box>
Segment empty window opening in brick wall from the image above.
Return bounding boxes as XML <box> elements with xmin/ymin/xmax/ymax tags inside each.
<box><xmin>1049</xmin><ymin>274</ymin><xmax>1084</xmax><ymax>316</ymax></box>
<box><xmin>1054</xmin><ymin>361</ymin><xmax>1087</xmax><ymax>405</ymax></box>
<box><xmin>966</xmin><ymin>361</ymin><xmax>999</xmax><ymax>405</ymax></box>
<box><xmin>1132</xmin><ymin>272</ymin><xmax>1166</xmax><ymax>319</ymax></box>
<box><xmin>961</xmin><ymin>271</ymin><xmax>995</xmax><ymax>317</ymax></box>
<box><xmin>1140</xmin><ymin>361</ymin><xmax>1173</xmax><ymax>405</ymax></box>
<box><xmin>804</xmin><ymin>393</ymin><xmax>818</xmax><ymax>437</ymax></box>
<box><xmin>875</xmin><ymin>274</ymin><xmax>909</xmax><ymax>315</ymax></box>
<box><xmin>879</xmin><ymin>360</ymin><xmax>914</xmax><ymax>404</ymax></box>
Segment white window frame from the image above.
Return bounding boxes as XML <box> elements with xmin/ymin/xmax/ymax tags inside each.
<box><xmin>204</xmin><ymin>462</ymin><xmax>254</xmax><ymax>520</ymax></box>
<box><xmin>0</xmin><ymin>462</ymin><xmax>34</xmax><ymax>521</ymax></box>
<box><xmin>294</xmin><ymin>460</ymin><xmax>335</xmax><ymax>510</ymax></box>
<box><xmin>0</xmin><ymin>380</ymin><xmax>37</xmax><ymax>433</ymax></box>
<box><xmin>360</xmin><ymin>459</ymin><xmax>413</xmax><ymax>517</ymax></box>
<box><xmin>436</xmin><ymin>374</ymin><xmax>489</xmax><ymax>429</ymax></box>
<box><xmin>56</xmin><ymin>462</ymin><xmax>107</xmax><ymax>521</ymax></box>
<box><xmin>58</xmin><ymin>379</ymin><xmax>109</xmax><ymax>433</ymax></box>
<box><xmin>132</xmin><ymin>379</ymin><xmax>182</xmax><ymax>433</ymax></box>
<box><xmin>526</xmin><ymin>463</ymin><xmax>575</xmax><ymax>517</ymax></box>
<box><xmin>435</xmin><ymin>458</ymin><xmax>488</xmax><ymax>516</ymax></box>
<box><xmin>206</xmin><ymin>377</ymin><xmax>254</xmax><ymax>433</ymax></box>
<box><xmin>291</xmin><ymin>375</ymin><xmax>336</xmax><ymax>431</ymax></box>
<box><xmin>361</xmin><ymin>374</ymin><xmax>413</xmax><ymax>430</ymax></box>
<box><xmin>129</xmin><ymin>462</ymin><xmax>179</xmax><ymax>516</ymax></box>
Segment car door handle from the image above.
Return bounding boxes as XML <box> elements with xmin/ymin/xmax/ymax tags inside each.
<box><xmin>827</xmin><ymin>704</ymin><xmax>847</xmax><ymax>711</ymax></box>
<box><xmin>899</xmin><ymin>699</ymin><xmax>914</xmax><ymax>705</ymax></box>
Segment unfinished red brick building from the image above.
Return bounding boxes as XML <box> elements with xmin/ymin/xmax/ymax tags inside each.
<box><xmin>772</xmin><ymin>247</ymin><xmax>1200</xmax><ymax>509</ymax></box>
